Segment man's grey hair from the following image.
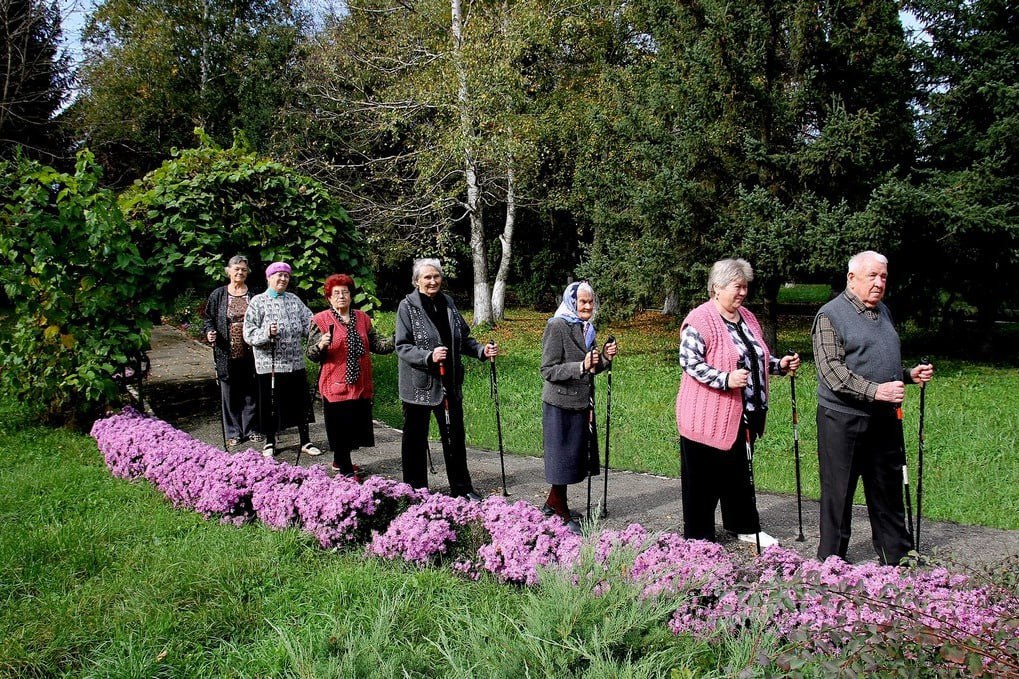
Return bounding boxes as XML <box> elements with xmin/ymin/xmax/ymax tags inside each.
<box><xmin>848</xmin><ymin>251</ymin><xmax>888</xmax><ymax>274</ymax></box>
<box><xmin>412</xmin><ymin>258</ymin><xmax>443</xmax><ymax>285</ymax></box>
<box><xmin>708</xmin><ymin>258</ymin><xmax>754</xmax><ymax>296</ymax></box>
<box><xmin>224</xmin><ymin>254</ymin><xmax>248</xmax><ymax>276</ymax></box>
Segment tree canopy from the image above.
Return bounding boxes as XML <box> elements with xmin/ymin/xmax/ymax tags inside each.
<box><xmin>71</xmin><ymin>0</ymin><xmax>305</xmax><ymax>183</ymax></box>
<box><xmin>121</xmin><ymin>130</ymin><xmax>376</xmax><ymax>305</ymax></box>
<box><xmin>12</xmin><ymin>0</ymin><xmax>1015</xmax><ymax>342</ymax></box>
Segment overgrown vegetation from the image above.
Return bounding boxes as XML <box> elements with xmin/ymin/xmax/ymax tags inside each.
<box><xmin>0</xmin><ymin>140</ymin><xmax>373</xmax><ymax>427</ymax></box>
<box><xmin>0</xmin><ymin>152</ymin><xmax>159</xmax><ymax>426</ymax></box>
<box><xmin>121</xmin><ymin>131</ymin><xmax>376</xmax><ymax>304</ymax></box>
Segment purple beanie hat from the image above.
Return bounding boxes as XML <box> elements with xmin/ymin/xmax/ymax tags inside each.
<box><xmin>265</xmin><ymin>261</ymin><xmax>292</xmax><ymax>278</ymax></box>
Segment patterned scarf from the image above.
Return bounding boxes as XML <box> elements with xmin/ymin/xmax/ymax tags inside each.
<box><xmin>332</xmin><ymin>309</ymin><xmax>366</xmax><ymax>383</ymax></box>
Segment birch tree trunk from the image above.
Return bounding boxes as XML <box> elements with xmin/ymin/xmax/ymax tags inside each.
<box><xmin>452</xmin><ymin>0</ymin><xmax>492</xmax><ymax>326</ymax></box>
<box><xmin>491</xmin><ymin>162</ymin><xmax>515</xmax><ymax>320</ymax></box>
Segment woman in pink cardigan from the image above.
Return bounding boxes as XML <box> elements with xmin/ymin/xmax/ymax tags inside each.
<box><xmin>675</xmin><ymin>259</ymin><xmax>799</xmax><ymax>549</ymax></box>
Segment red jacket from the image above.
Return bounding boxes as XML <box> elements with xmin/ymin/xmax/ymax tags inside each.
<box><xmin>312</xmin><ymin>309</ymin><xmax>376</xmax><ymax>403</ymax></box>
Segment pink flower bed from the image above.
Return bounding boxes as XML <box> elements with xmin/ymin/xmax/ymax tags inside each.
<box><xmin>91</xmin><ymin>408</ymin><xmax>1019</xmax><ymax>669</ymax></box>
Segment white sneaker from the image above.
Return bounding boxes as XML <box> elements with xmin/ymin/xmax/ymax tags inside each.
<box><xmin>738</xmin><ymin>531</ymin><xmax>779</xmax><ymax>549</ymax></box>
<box><xmin>301</xmin><ymin>443</ymin><xmax>323</xmax><ymax>457</ymax></box>
<box><xmin>262</xmin><ymin>443</ymin><xmax>275</xmax><ymax>458</ymax></box>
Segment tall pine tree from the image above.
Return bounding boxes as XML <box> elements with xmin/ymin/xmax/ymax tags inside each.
<box><xmin>0</xmin><ymin>0</ymin><xmax>70</xmax><ymax>161</ymax></box>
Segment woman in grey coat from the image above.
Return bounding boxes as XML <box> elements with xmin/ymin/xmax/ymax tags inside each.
<box><xmin>395</xmin><ymin>258</ymin><xmax>498</xmax><ymax>499</ymax></box>
<box><xmin>540</xmin><ymin>281</ymin><xmax>617</xmax><ymax>533</ymax></box>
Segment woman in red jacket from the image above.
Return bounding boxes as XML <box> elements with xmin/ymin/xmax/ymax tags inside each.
<box><xmin>308</xmin><ymin>274</ymin><xmax>393</xmax><ymax>477</ymax></box>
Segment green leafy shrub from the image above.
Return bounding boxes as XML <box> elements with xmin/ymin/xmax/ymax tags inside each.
<box><xmin>120</xmin><ymin>130</ymin><xmax>376</xmax><ymax>306</ymax></box>
<box><xmin>0</xmin><ymin>152</ymin><xmax>160</xmax><ymax>426</ymax></box>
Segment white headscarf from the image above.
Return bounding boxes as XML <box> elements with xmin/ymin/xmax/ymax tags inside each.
<box><xmin>551</xmin><ymin>281</ymin><xmax>597</xmax><ymax>349</ymax></box>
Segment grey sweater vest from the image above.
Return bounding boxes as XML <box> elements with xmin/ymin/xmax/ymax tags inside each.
<box><xmin>815</xmin><ymin>294</ymin><xmax>902</xmax><ymax>416</ymax></box>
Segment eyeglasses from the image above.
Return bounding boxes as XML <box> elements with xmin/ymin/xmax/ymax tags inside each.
<box><xmin>330</xmin><ymin>289</ymin><xmax>351</xmax><ymax>297</ymax></box>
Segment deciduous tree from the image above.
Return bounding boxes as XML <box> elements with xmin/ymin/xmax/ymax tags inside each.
<box><xmin>120</xmin><ymin>131</ymin><xmax>376</xmax><ymax>304</ymax></box>
<box><xmin>72</xmin><ymin>0</ymin><xmax>305</xmax><ymax>183</ymax></box>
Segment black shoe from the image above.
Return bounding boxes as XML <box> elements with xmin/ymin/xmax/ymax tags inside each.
<box><xmin>541</xmin><ymin>503</ymin><xmax>582</xmax><ymax>520</ymax></box>
<box><xmin>463</xmin><ymin>491</ymin><xmax>483</xmax><ymax>502</ymax></box>
<box><xmin>564</xmin><ymin>519</ymin><xmax>583</xmax><ymax>535</ymax></box>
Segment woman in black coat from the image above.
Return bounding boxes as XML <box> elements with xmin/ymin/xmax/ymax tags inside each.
<box><xmin>202</xmin><ymin>254</ymin><xmax>261</xmax><ymax>447</ymax></box>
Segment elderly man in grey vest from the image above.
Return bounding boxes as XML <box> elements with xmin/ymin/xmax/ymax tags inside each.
<box><xmin>812</xmin><ymin>251</ymin><xmax>935</xmax><ymax>565</ymax></box>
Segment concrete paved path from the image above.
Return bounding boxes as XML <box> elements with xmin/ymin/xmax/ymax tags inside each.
<box><xmin>140</xmin><ymin>325</ymin><xmax>1019</xmax><ymax>568</ymax></box>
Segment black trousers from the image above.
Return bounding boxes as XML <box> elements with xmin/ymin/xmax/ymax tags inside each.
<box><xmin>680</xmin><ymin>422</ymin><xmax>761</xmax><ymax>541</ymax></box>
<box><xmin>219</xmin><ymin>359</ymin><xmax>257</xmax><ymax>440</ymax></box>
<box><xmin>401</xmin><ymin>399</ymin><xmax>474</xmax><ymax>496</ymax></box>
<box><xmin>816</xmin><ymin>405</ymin><xmax>913</xmax><ymax>565</ymax></box>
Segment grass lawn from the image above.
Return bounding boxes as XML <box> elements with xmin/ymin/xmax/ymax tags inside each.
<box><xmin>368</xmin><ymin>309</ymin><xmax>1019</xmax><ymax>530</ymax></box>
<box><xmin>0</xmin><ymin>398</ymin><xmax>762</xmax><ymax>677</ymax></box>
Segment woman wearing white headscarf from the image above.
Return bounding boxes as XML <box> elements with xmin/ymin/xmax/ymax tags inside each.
<box><xmin>540</xmin><ymin>281</ymin><xmax>618</xmax><ymax>533</ymax></box>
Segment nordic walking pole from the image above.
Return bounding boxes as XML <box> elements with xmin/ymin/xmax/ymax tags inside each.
<box><xmin>737</xmin><ymin>358</ymin><xmax>761</xmax><ymax>555</ymax></box>
<box><xmin>786</xmin><ymin>349</ymin><xmax>805</xmax><ymax>542</ymax></box>
<box><xmin>896</xmin><ymin>395</ymin><xmax>915</xmax><ymax>552</ymax></box>
<box><xmin>216</xmin><ymin>377</ymin><xmax>229</xmax><ymax>450</ymax></box>
<box><xmin>433</xmin><ymin>358</ymin><xmax>452</xmax><ymax>475</ymax></box>
<box><xmin>205</xmin><ymin>328</ymin><xmax>228</xmax><ymax>446</ymax></box>
<box><xmin>488</xmin><ymin>340</ymin><xmax>509</xmax><ymax>496</ymax></box>
<box><xmin>270</xmin><ymin>331</ymin><xmax>283</xmax><ymax>461</ymax></box>
<box><xmin>600</xmin><ymin>335</ymin><xmax>616</xmax><ymax>519</ymax></box>
<box><xmin>915</xmin><ymin>356</ymin><xmax>931</xmax><ymax>552</ymax></box>
<box><xmin>586</xmin><ymin>343</ymin><xmax>600</xmax><ymax>519</ymax></box>
<box><xmin>210</xmin><ymin>329</ymin><xmax>229</xmax><ymax>450</ymax></box>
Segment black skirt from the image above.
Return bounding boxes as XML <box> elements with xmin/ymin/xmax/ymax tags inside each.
<box><xmin>542</xmin><ymin>402</ymin><xmax>599</xmax><ymax>485</ymax></box>
<box><xmin>323</xmin><ymin>398</ymin><xmax>375</xmax><ymax>452</ymax></box>
<box><xmin>256</xmin><ymin>369</ymin><xmax>314</xmax><ymax>433</ymax></box>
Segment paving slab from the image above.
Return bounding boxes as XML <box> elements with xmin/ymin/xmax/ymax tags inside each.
<box><xmin>141</xmin><ymin>324</ymin><xmax>1019</xmax><ymax>568</ymax></box>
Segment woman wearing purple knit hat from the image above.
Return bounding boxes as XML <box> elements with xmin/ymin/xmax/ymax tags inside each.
<box><xmin>243</xmin><ymin>261</ymin><xmax>321</xmax><ymax>458</ymax></box>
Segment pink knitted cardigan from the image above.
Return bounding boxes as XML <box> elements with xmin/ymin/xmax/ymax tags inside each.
<box><xmin>675</xmin><ymin>300</ymin><xmax>769</xmax><ymax>449</ymax></box>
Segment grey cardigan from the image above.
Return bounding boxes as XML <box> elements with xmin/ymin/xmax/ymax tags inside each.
<box><xmin>395</xmin><ymin>291</ymin><xmax>486</xmax><ymax>405</ymax></box>
<box><xmin>540</xmin><ymin>317</ymin><xmax>611</xmax><ymax>410</ymax></box>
